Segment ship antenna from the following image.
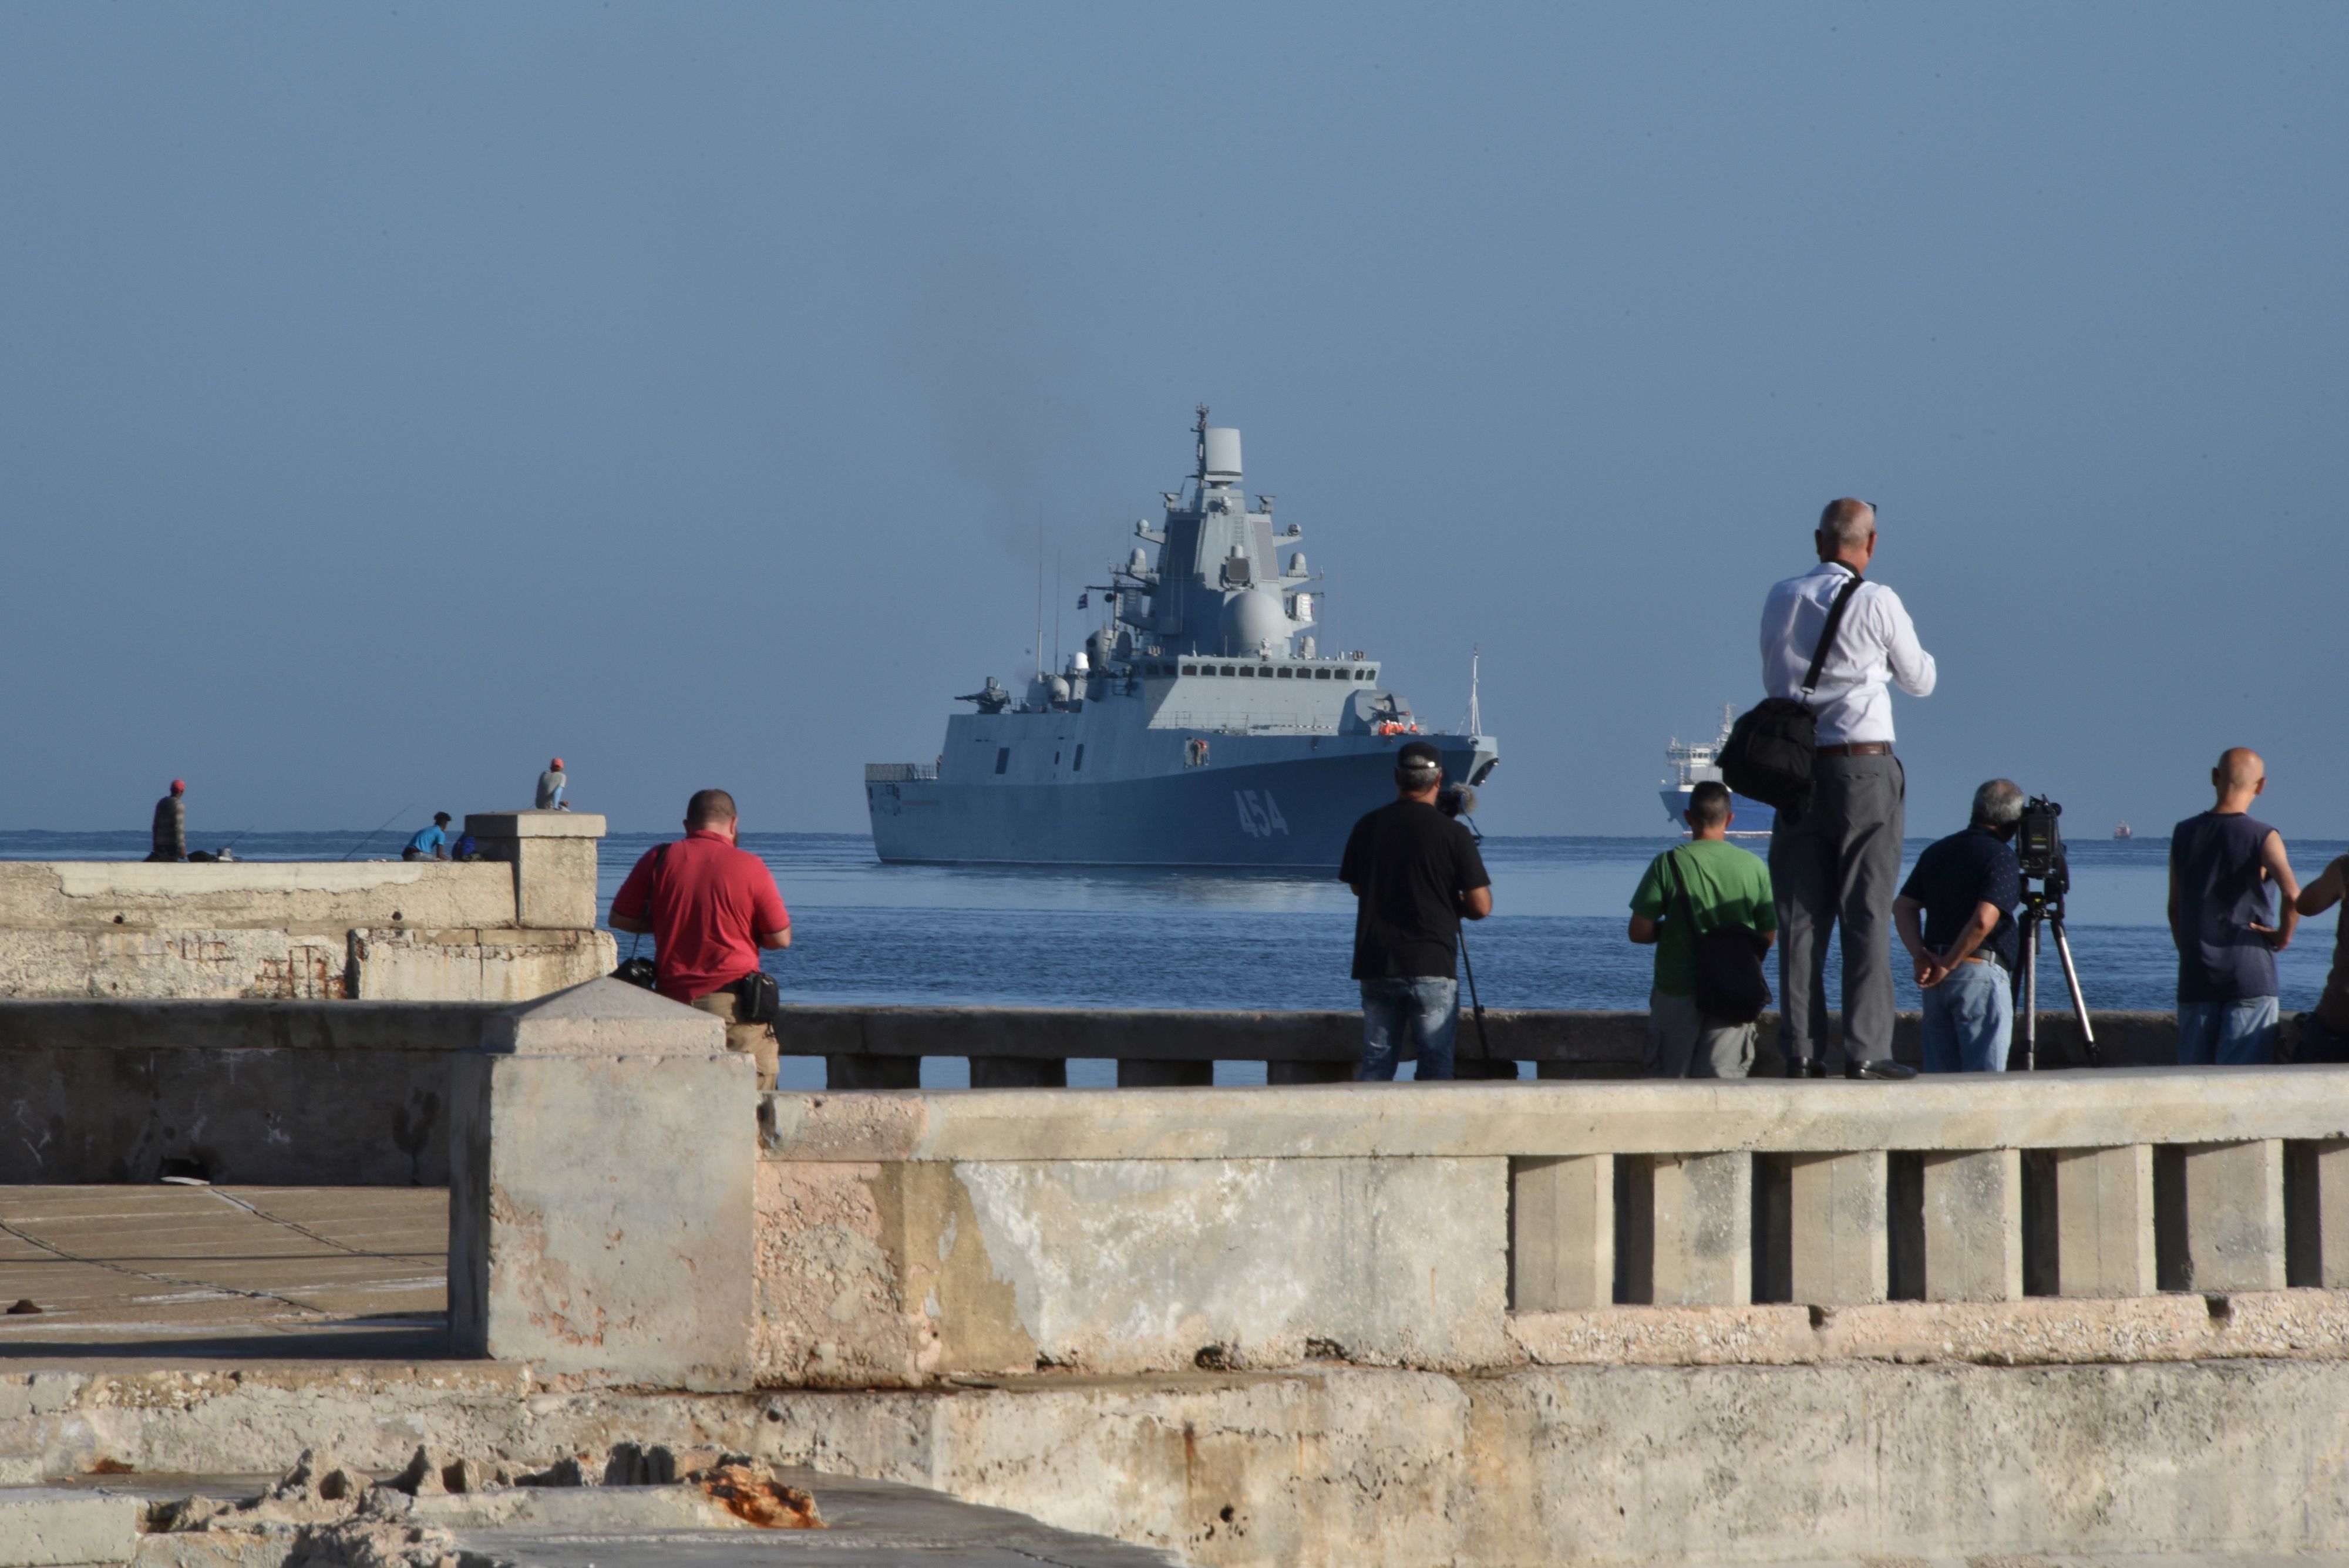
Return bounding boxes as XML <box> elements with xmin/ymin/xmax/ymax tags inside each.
<box><xmin>1462</xmin><ymin>645</ymin><xmax>1483</xmax><ymax>736</ymax></box>
<box><xmin>1194</xmin><ymin>403</ymin><xmax>1210</xmax><ymax>483</ymax></box>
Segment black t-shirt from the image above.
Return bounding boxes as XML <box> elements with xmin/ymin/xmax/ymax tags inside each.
<box><xmin>1339</xmin><ymin>800</ymin><xmax>1492</xmax><ymax>980</ymax></box>
<box><xmin>1897</xmin><ymin>825</ymin><xmax>2021</xmax><ymax>971</ymax></box>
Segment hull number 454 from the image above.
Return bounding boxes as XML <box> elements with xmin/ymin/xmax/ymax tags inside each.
<box><xmin>1235</xmin><ymin>790</ymin><xmax>1290</xmax><ymax>839</ymax></box>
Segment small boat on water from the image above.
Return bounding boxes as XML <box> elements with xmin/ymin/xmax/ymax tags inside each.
<box><xmin>2115</xmin><ymin>823</ymin><xmax>2133</xmax><ymax>840</ymax></box>
<box><xmin>1660</xmin><ymin>705</ymin><xmax>1774</xmax><ymax>837</ymax></box>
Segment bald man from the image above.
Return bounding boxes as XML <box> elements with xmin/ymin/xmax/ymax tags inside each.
<box><xmin>1760</xmin><ymin>498</ymin><xmax>1936</xmax><ymax>1079</ymax></box>
<box><xmin>2169</xmin><ymin>748</ymin><xmax>2300</xmax><ymax>1065</ymax></box>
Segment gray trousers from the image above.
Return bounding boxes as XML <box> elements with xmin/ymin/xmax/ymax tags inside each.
<box><xmin>1644</xmin><ymin>988</ymin><xmax>1755</xmax><ymax>1078</ymax></box>
<box><xmin>1769</xmin><ymin>751</ymin><xmax>1904</xmax><ymax>1065</ymax></box>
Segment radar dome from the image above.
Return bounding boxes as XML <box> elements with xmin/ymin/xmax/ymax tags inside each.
<box><xmin>1219</xmin><ymin>589</ymin><xmax>1288</xmax><ymax>654</ymax></box>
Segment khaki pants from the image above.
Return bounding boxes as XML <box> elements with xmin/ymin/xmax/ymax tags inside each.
<box><xmin>689</xmin><ymin>989</ymin><xmax>779</xmax><ymax>1090</ymax></box>
<box><xmin>1643</xmin><ymin>988</ymin><xmax>1755</xmax><ymax>1079</ymax></box>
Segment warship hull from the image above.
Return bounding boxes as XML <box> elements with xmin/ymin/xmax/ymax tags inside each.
<box><xmin>871</xmin><ymin>730</ymin><xmax>1489</xmax><ymax>867</ymax></box>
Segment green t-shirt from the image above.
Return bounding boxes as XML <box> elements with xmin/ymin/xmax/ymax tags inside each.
<box><xmin>1630</xmin><ymin>838</ymin><xmax>1778</xmax><ymax>997</ymax></box>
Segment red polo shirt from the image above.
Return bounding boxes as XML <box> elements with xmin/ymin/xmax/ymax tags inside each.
<box><xmin>609</xmin><ymin>830</ymin><xmax>790</xmax><ymax>1002</ymax></box>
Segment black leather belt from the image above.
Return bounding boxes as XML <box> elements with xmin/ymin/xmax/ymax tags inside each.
<box><xmin>1816</xmin><ymin>742</ymin><xmax>1892</xmax><ymax>757</ymax></box>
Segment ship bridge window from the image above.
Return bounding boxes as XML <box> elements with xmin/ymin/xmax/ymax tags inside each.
<box><xmin>994</xmin><ymin>747</ymin><xmax>1009</xmax><ymax>775</ymax></box>
<box><xmin>1239</xmin><ymin>666</ymin><xmax>1256</xmax><ymax>678</ymax></box>
<box><xmin>1221</xmin><ymin>665</ymin><xmax>1236</xmax><ymax>677</ymax></box>
<box><xmin>1276</xmin><ymin>667</ymin><xmax>1293</xmax><ymax>678</ymax></box>
<box><xmin>1073</xmin><ymin>744</ymin><xmax>1085</xmax><ymax>772</ymax></box>
<box><xmin>1181</xmin><ymin>664</ymin><xmax>1197</xmax><ymax>675</ymax></box>
<box><xmin>1314</xmin><ymin>668</ymin><xmax>1331</xmax><ymax>680</ymax></box>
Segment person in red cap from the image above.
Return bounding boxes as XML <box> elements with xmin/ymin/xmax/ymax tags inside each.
<box><xmin>147</xmin><ymin>780</ymin><xmax>187</xmax><ymax>862</ymax></box>
<box><xmin>536</xmin><ymin>758</ymin><xmax>569</xmax><ymax>810</ymax></box>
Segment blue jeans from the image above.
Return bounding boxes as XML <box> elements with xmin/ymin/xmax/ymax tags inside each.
<box><xmin>1919</xmin><ymin>959</ymin><xmax>2013</xmax><ymax>1073</ymax></box>
<box><xmin>1359</xmin><ymin>977</ymin><xmax>1459</xmax><ymax>1081</ymax></box>
<box><xmin>2177</xmin><ymin>996</ymin><xmax>2280</xmax><ymax>1065</ymax></box>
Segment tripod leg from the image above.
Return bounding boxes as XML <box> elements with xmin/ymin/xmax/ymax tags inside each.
<box><xmin>2050</xmin><ymin>917</ymin><xmax>2099</xmax><ymax>1067</ymax></box>
<box><xmin>2022</xmin><ymin>914</ymin><xmax>2040</xmax><ymax>1072</ymax></box>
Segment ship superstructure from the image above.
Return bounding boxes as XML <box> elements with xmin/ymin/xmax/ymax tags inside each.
<box><xmin>865</xmin><ymin>408</ymin><xmax>1498</xmax><ymax>866</ymax></box>
<box><xmin>1659</xmin><ymin>704</ymin><xmax>1775</xmax><ymax>837</ymax></box>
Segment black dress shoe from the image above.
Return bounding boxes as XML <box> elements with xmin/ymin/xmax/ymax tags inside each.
<box><xmin>1845</xmin><ymin>1059</ymin><xmax>1918</xmax><ymax>1081</ymax></box>
<box><xmin>1783</xmin><ymin>1056</ymin><xmax>1827</xmax><ymax>1078</ymax></box>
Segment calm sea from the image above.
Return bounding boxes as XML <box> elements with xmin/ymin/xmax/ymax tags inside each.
<box><xmin>12</xmin><ymin>827</ymin><xmax>2342</xmax><ymax>1090</ymax></box>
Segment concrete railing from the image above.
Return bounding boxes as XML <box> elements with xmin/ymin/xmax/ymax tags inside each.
<box><xmin>438</xmin><ymin>980</ymin><xmax>2349</xmax><ymax>1394</ymax></box>
<box><xmin>0</xmin><ymin>999</ymin><xmax>2223</xmax><ymax>1185</ymax></box>
<box><xmin>0</xmin><ymin>811</ymin><xmax>612</xmax><ymax>1001</ymax></box>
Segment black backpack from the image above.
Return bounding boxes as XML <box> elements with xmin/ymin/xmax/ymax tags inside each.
<box><xmin>1719</xmin><ymin>572</ymin><xmax>1866</xmax><ymax>813</ymax></box>
<box><xmin>1664</xmin><ymin>847</ymin><xmax>1773</xmax><ymax>1025</ymax></box>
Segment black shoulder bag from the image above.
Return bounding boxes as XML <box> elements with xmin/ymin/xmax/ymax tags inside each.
<box><xmin>1665</xmin><ymin>848</ymin><xmax>1773</xmax><ymax>1025</ymax></box>
<box><xmin>1719</xmin><ymin>571</ymin><xmax>1866</xmax><ymax>814</ymax></box>
<box><xmin>611</xmin><ymin>844</ymin><xmax>666</xmax><ymax>990</ymax></box>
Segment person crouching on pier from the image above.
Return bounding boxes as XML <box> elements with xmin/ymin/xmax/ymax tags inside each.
<box><xmin>2170</xmin><ymin>748</ymin><xmax>2300</xmax><ymax>1065</ymax></box>
<box><xmin>1340</xmin><ymin>741</ymin><xmax>1492</xmax><ymax>1081</ymax></box>
<box><xmin>1894</xmin><ymin>780</ymin><xmax>2024</xmax><ymax>1072</ymax></box>
<box><xmin>608</xmin><ymin>788</ymin><xmax>792</xmax><ymax>1089</ymax></box>
<box><xmin>146</xmin><ymin>779</ymin><xmax>187</xmax><ymax>862</ymax></box>
<box><xmin>1627</xmin><ymin>781</ymin><xmax>1776</xmax><ymax>1078</ymax></box>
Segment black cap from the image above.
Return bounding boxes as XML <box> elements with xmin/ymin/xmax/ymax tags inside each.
<box><xmin>1396</xmin><ymin>741</ymin><xmax>1442</xmax><ymax>769</ymax></box>
<box><xmin>433</xmin><ymin>812</ymin><xmax>453</xmax><ymax>825</ymax></box>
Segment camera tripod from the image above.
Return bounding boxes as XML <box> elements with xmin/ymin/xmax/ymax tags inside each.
<box><xmin>2013</xmin><ymin>865</ymin><xmax>2099</xmax><ymax>1070</ymax></box>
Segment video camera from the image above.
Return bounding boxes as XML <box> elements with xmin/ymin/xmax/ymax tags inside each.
<box><xmin>2016</xmin><ymin>795</ymin><xmax>2065</xmax><ymax>883</ymax></box>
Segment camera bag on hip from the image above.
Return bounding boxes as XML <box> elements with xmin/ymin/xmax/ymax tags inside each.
<box><xmin>733</xmin><ymin>971</ymin><xmax>781</xmax><ymax>1025</ymax></box>
<box><xmin>1719</xmin><ymin>571</ymin><xmax>1866</xmax><ymax>813</ymax></box>
<box><xmin>1666</xmin><ymin>848</ymin><xmax>1772</xmax><ymax>1025</ymax></box>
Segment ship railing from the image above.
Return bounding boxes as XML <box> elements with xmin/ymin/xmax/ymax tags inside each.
<box><xmin>863</xmin><ymin>762</ymin><xmax>939</xmax><ymax>783</ymax></box>
<box><xmin>782</xmin><ymin>1006</ymin><xmax>2203</xmax><ymax>1089</ymax></box>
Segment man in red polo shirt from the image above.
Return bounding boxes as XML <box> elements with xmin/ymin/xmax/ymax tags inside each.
<box><xmin>608</xmin><ymin>788</ymin><xmax>791</xmax><ymax>1087</ymax></box>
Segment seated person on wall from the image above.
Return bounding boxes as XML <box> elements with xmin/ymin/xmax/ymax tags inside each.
<box><xmin>2291</xmin><ymin>853</ymin><xmax>2349</xmax><ymax>1062</ymax></box>
<box><xmin>607</xmin><ymin>788</ymin><xmax>792</xmax><ymax>1089</ymax></box>
<box><xmin>537</xmin><ymin>758</ymin><xmax>569</xmax><ymax>810</ymax></box>
<box><xmin>1628</xmin><ymin>780</ymin><xmax>1776</xmax><ymax>1079</ymax></box>
<box><xmin>1340</xmin><ymin>741</ymin><xmax>1493</xmax><ymax>1082</ymax></box>
<box><xmin>1894</xmin><ymin>779</ymin><xmax>2024</xmax><ymax>1073</ymax></box>
<box><xmin>402</xmin><ymin>812</ymin><xmax>455</xmax><ymax>862</ymax></box>
<box><xmin>2170</xmin><ymin>747</ymin><xmax>2300</xmax><ymax>1065</ymax></box>
<box><xmin>146</xmin><ymin>779</ymin><xmax>187</xmax><ymax>863</ymax></box>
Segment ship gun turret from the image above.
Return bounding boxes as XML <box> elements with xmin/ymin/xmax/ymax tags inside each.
<box><xmin>956</xmin><ymin>677</ymin><xmax>1012</xmax><ymax>715</ymax></box>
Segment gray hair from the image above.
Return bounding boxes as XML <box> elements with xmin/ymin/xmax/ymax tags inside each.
<box><xmin>1971</xmin><ymin>778</ymin><xmax>2025</xmax><ymax>829</ymax></box>
<box><xmin>1818</xmin><ymin>497</ymin><xmax>1875</xmax><ymax>547</ymax></box>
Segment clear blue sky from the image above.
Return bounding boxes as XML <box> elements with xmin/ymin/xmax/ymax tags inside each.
<box><xmin>2</xmin><ymin>4</ymin><xmax>2343</xmax><ymax>840</ymax></box>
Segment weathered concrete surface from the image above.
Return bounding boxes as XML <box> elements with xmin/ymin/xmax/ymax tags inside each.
<box><xmin>0</xmin><ymin>1186</ymin><xmax>446</xmax><ymax>1360</ymax></box>
<box><xmin>761</xmin><ymin>1069</ymin><xmax>2349</xmax><ymax>1163</ymax></box>
<box><xmin>0</xmin><ymin>1486</ymin><xmax>139</xmax><ymax>1566</ymax></box>
<box><xmin>759</xmin><ymin>1155</ymin><xmax>1510</xmax><ymax>1384</ymax></box>
<box><xmin>348</xmin><ymin>928</ymin><xmax>614</xmax><ymax>1003</ymax></box>
<box><xmin>0</xmin><ymin>1002</ymin><xmax>492</xmax><ymax>1185</ymax></box>
<box><xmin>17</xmin><ymin>1360</ymin><xmax>2349</xmax><ymax>1567</ymax></box>
<box><xmin>449</xmin><ymin>980</ymin><xmax>756</xmax><ymax>1390</ymax></box>
<box><xmin>464</xmin><ymin>813</ymin><xmax>605</xmax><ymax>933</ymax></box>
<box><xmin>0</xmin><ymin>863</ymin><xmax>517</xmax><ymax>936</ymax></box>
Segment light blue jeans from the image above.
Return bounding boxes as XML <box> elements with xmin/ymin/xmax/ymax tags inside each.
<box><xmin>2177</xmin><ymin>996</ymin><xmax>2280</xmax><ymax>1065</ymax></box>
<box><xmin>1919</xmin><ymin>959</ymin><xmax>2012</xmax><ymax>1073</ymax></box>
<box><xmin>1358</xmin><ymin>977</ymin><xmax>1459</xmax><ymax>1081</ymax></box>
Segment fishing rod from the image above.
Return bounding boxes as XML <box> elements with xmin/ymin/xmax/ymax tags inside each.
<box><xmin>338</xmin><ymin>803</ymin><xmax>415</xmax><ymax>862</ymax></box>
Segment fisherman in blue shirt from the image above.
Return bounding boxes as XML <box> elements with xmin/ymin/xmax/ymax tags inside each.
<box><xmin>403</xmin><ymin>812</ymin><xmax>455</xmax><ymax>862</ymax></box>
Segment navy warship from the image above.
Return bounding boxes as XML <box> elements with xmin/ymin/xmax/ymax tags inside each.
<box><xmin>866</xmin><ymin>408</ymin><xmax>1499</xmax><ymax>866</ymax></box>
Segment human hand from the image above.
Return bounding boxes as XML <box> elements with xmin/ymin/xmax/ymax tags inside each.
<box><xmin>1915</xmin><ymin>955</ymin><xmax>1950</xmax><ymax>989</ymax></box>
<box><xmin>2252</xmin><ymin>921</ymin><xmax>2291</xmax><ymax>952</ymax></box>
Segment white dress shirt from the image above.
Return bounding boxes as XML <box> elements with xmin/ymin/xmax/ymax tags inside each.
<box><xmin>1758</xmin><ymin>562</ymin><xmax>1936</xmax><ymax>746</ymax></box>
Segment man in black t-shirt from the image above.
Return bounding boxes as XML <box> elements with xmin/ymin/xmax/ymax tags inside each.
<box><xmin>1338</xmin><ymin>741</ymin><xmax>1493</xmax><ymax>1081</ymax></box>
<box><xmin>1893</xmin><ymin>779</ymin><xmax>2024</xmax><ymax>1072</ymax></box>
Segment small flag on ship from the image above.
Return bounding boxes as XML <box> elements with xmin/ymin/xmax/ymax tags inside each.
<box><xmin>1076</xmin><ymin>592</ymin><xmax>1088</xmax><ymax>608</ymax></box>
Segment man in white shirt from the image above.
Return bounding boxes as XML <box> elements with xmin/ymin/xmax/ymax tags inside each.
<box><xmin>1759</xmin><ymin>498</ymin><xmax>1937</xmax><ymax>1079</ymax></box>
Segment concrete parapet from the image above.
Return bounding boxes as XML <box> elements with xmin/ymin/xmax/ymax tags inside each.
<box><xmin>1509</xmin><ymin>1155</ymin><xmax>1613</xmax><ymax>1311</ymax></box>
<box><xmin>1783</xmin><ymin>1149</ymin><xmax>1889</xmax><ymax>1305</ymax></box>
<box><xmin>1644</xmin><ymin>1151</ymin><xmax>1751</xmax><ymax>1305</ymax></box>
<box><xmin>449</xmin><ymin>977</ymin><xmax>755</xmax><ymax>1389</ymax></box>
<box><xmin>465</xmin><ymin>811</ymin><xmax>605</xmax><ymax>931</ymax></box>
<box><xmin>2045</xmin><ymin>1142</ymin><xmax>2159</xmax><ymax>1297</ymax></box>
<box><xmin>2177</xmin><ymin>1138</ymin><xmax>2288</xmax><ymax>1291</ymax></box>
<box><xmin>0</xmin><ymin>816</ymin><xmax>605</xmax><ymax>1001</ymax></box>
<box><xmin>1921</xmin><ymin>1148</ymin><xmax>2024</xmax><ymax>1301</ymax></box>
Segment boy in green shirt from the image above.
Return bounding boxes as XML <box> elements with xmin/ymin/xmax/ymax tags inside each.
<box><xmin>1628</xmin><ymin>782</ymin><xmax>1778</xmax><ymax>1077</ymax></box>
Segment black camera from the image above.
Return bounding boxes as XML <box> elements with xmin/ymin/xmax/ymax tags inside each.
<box><xmin>1436</xmin><ymin>784</ymin><xmax>1478</xmax><ymax>820</ymax></box>
<box><xmin>2016</xmin><ymin>795</ymin><xmax>2065</xmax><ymax>881</ymax></box>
